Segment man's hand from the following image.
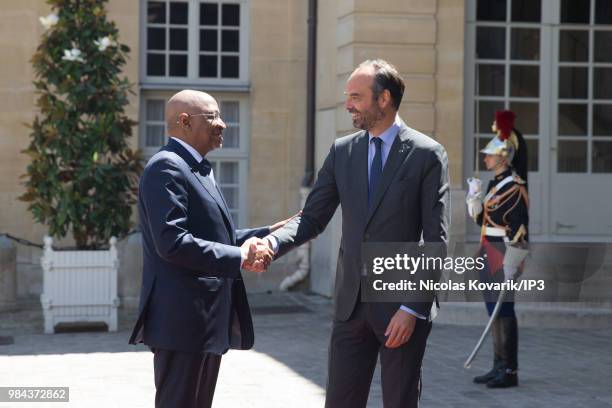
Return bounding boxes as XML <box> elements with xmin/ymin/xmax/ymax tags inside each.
<box><xmin>269</xmin><ymin>211</ymin><xmax>302</xmax><ymax>233</ymax></box>
<box><xmin>384</xmin><ymin>309</ymin><xmax>417</xmax><ymax>348</ymax></box>
<box><xmin>240</xmin><ymin>238</ymin><xmax>274</xmax><ymax>273</ymax></box>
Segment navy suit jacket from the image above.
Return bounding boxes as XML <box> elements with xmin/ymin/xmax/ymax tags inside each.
<box><xmin>129</xmin><ymin>138</ymin><xmax>269</xmax><ymax>354</ymax></box>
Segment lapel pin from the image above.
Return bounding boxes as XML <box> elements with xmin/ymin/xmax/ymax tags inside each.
<box><xmin>399</xmin><ymin>142</ymin><xmax>410</xmax><ymax>154</ymax></box>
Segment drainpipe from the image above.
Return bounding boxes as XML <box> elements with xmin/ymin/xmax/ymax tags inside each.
<box><xmin>303</xmin><ymin>0</ymin><xmax>317</xmax><ymax>188</ymax></box>
<box><xmin>279</xmin><ymin>0</ymin><xmax>317</xmax><ymax>291</ymax></box>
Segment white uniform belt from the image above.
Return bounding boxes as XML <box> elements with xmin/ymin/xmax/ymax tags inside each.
<box><xmin>484</xmin><ymin>227</ymin><xmax>506</xmax><ymax>237</ymax></box>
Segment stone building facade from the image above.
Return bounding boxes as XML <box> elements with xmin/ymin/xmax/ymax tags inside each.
<box><xmin>1</xmin><ymin>0</ymin><xmax>611</xmax><ymax>308</ymax></box>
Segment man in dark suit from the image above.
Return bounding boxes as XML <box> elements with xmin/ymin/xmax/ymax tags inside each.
<box><xmin>129</xmin><ymin>90</ymin><xmax>289</xmax><ymax>408</ymax></box>
<box><xmin>266</xmin><ymin>60</ymin><xmax>450</xmax><ymax>407</ymax></box>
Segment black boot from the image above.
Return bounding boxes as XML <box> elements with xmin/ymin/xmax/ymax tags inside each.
<box><xmin>473</xmin><ymin>319</ymin><xmax>503</xmax><ymax>384</ymax></box>
<box><xmin>487</xmin><ymin>316</ymin><xmax>519</xmax><ymax>388</ymax></box>
<box><xmin>473</xmin><ymin>360</ymin><xmax>503</xmax><ymax>384</ymax></box>
<box><xmin>486</xmin><ymin>368</ymin><xmax>518</xmax><ymax>388</ymax></box>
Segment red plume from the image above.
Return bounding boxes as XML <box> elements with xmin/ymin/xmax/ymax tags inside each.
<box><xmin>495</xmin><ymin>110</ymin><xmax>516</xmax><ymax>141</ymax></box>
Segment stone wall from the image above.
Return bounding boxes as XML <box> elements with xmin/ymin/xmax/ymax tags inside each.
<box><xmin>239</xmin><ymin>0</ymin><xmax>309</xmax><ymax>291</ymax></box>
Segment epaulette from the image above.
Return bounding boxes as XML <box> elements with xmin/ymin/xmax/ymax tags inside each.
<box><xmin>512</xmin><ymin>173</ymin><xmax>526</xmax><ymax>185</ymax></box>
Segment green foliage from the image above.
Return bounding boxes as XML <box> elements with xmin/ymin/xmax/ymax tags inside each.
<box><xmin>21</xmin><ymin>0</ymin><xmax>142</xmax><ymax>249</ymax></box>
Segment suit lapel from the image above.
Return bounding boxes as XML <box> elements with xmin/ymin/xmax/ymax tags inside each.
<box><xmin>191</xmin><ymin>170</ymin><xmax>237</xmax><ymax>242</ymax></box>
<box><xmin>164</xmin><ymin>139</ymin><xmax>236</xmax><ymax>241</ymax></box>
<box><xmin>365</xmin><ymin>125</ymin><xmax>414</xmax><ymax>226</ymax></box>
<box><xmin>351</xmin><ymin>132</ymin><xmax>370</xmax><ymax>223</ymax></box>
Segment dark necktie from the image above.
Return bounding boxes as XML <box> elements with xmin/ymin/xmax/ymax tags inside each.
<box><xmin>369</xmin><ymin>137</ymin><xmax>383</xmax><ymax>207</ymax></box>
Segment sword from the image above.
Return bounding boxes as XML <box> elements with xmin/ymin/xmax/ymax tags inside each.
<box><xmin>464</xmin><ymin>288</ymin><xmax>506</xmax><ymax>369</ymax></box>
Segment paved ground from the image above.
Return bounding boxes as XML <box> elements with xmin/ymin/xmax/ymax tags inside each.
<box><xmin>1</xmin><ymin>292</ymin><xmax>611</xmax><ymax>408</ymax></box>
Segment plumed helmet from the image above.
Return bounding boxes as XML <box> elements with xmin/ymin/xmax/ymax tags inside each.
<box><xmin>481</xmin><ymin>110</ymin><xmax>519</xmax><ymax>163</ymax></box>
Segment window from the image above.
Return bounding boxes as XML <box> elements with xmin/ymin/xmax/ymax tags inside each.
<box><xmin>142</xmin><ymin>0</ymin><xmax>249</xmax><ymax>85</ymax></box>
<box><xmin>471</xmin><ymin>0</ymin><xmax>542</xmax><ymax>173</ymax></box>
<box><xmin>139</xmin><ymin>91</ymin><xmax>250</xmax><ymax>226</ymax></box>
<box><xmin>213</xmin><ymin>161</ymin><xmax>241</xmax><ymax>222</ymax></box>
<box><xmin>199</xmin><ymin>3</ymin><xmax>241</xmax><ymax>79</ymax></box>
<box><xmin>556</xmin><ymin>0</ymin><xmax>612</xmax><ymax>173</ymax></box>
<box><xmin>144</xmin><ymin>99</ymin><xmax>166</xmax><ymax>148</ymax></box>
<box><xmin>146</xmin><ymin>1</ymin><xmax>189</xmax><ymax>77</ymax></box>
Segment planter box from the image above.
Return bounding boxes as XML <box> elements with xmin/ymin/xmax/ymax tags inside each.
<box><xmin>40</xmin><ymin>236</ymin><xmax>120</xmax><ymax>333</ymax></box>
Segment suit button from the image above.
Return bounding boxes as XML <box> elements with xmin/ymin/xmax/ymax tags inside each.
<box><xmin>364</xmin><ymin>233</ymin><xmax>370</xmax><ymax>240</ymax></box>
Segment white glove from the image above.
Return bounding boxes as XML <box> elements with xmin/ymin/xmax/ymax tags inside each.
<box><xmin>466</xmin><ymin>196</ymin><xmax>483</xmax><ymax>218</ymax></box>
<box><xmin>466</xmin><ymin>177</ymin><xmax>483</xmax><ymax>218</ymax></box>
<box><xmin>467</xmin><ymin>177</ymin><xmax>482</xmax><ymax>198</ymax></box>
<box><xmin>503</xmin><ymin>265</ymin><xmax>518</xmax><ymax>282</ymax></box>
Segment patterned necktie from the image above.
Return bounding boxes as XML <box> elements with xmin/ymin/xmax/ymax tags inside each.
<box><xmin>369</xmin><ymin>137</ymin><xmax>383</xmax><ymax>207</ymax></box>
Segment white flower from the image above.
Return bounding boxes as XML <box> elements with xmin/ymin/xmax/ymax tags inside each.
<box><xmin>62</xmin><ymin>48</ymin><xmax>85</xmax><ymax>63</ymax></box>
<box><xmin>94</xmin><ymin>36</ymin><xmax>116</xmax><ymax>51</ymax></box>
<box><xmin>39</xmin><ymin>13</ymin><xmax>59</xmax><ymax>30</ymax></box>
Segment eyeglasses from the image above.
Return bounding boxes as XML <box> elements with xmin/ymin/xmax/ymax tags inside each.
<box><xmin>176</xmin><ymin>111</ymin><xmax>223</xmax><ymax>124</ymax></box>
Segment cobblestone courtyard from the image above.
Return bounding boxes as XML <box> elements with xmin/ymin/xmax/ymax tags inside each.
<box><xmin>1</xmin><ymin>293</ymin><xmax>611</xmax><ymax>408</ymax></box>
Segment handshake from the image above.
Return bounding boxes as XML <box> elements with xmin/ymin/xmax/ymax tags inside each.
<box><xmin>240</xmin><ymin>237</ymin><xmax>275</xmax><ymax>273</ymax></box>
<box><xmin>239</xmin><ymin>211</ymin><xmax>301</xmax><ymax>273</ymax></box>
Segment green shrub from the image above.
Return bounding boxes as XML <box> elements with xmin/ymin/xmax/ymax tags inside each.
<box><xmin>21</xmin><ymin>0</ymin><xmax>142</xmax><ymax>249</ymax></box>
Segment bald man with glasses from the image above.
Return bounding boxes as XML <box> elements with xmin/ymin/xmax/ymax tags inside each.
<box><xmin>129</xmin><ymin>90</ymin><xmax>294</xmax><ymax>408</ymax></box>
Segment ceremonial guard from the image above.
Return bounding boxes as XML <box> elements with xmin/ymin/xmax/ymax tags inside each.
<box><xmin>465</xmin><ymin>110</ymin><xmax>529</xmax><ymax>388</ymax></box>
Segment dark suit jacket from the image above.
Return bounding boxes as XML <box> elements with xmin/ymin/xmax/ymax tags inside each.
<box><xmin>272</xmin><ymin>119</ymin><xmax>450</xmax><ymax>321</ymax></box>
<box><xmin>129</xmin><ymin>138</ymin><xmax>269</xmax><ymax>354</ymax></box>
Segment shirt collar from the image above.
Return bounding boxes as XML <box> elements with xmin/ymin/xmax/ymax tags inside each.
<box><xmin>170</xmin><ymin>137</ymin><xmax>204</xmax><ymax>163</ymax></box>
<box><xmin>368</xmin><ymin>115</ymin><xmax>401</xmax><ymax>146</ymax></box>
<box><xmin>494</xmin><ymin>168</ymin><xmax>513</xmax><ymax>181</ymax></box>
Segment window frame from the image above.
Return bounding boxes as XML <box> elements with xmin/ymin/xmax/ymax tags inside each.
<box><xmin>139</xmin><ymin>0</ymin><xmax>250</xmax><ymax>88</ymax></box>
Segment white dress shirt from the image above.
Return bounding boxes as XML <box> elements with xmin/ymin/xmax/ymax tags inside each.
<box><xmin>171</xmin><ymin>137</ymin><xmax>216</xmax><ymax>186</ymax></box>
